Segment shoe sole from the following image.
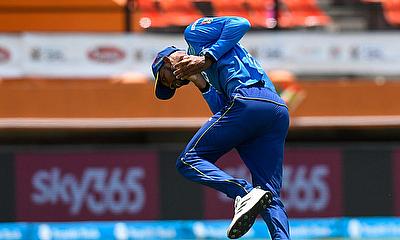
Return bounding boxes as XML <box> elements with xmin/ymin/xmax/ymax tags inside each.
<box><xmin>227</xmin><ymin>191</ymin><xmax>272</xmax><ymax>239</ymax></box>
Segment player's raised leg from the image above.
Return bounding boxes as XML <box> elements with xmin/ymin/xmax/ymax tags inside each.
<box><xmin>176</xmin><ymin>95</ymin><xmax>278</xmax><ymax>239</ymax></box>
<box><xmin>176</xmin><ymin>101</ymin><xmax>254</xmax><ymax>199</ymax></box>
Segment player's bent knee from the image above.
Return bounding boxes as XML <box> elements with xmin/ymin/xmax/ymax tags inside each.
<box><xmin>176</xmin><ymin>152</ymin><xmax>198</xmax><ymax>179</ymax></box>
<box><xmin>175</xmin><ymin>153</ymin><xmax>187</xmax><ymax>175</ymax></box>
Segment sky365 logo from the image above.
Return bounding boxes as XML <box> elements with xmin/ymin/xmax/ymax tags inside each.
<box><xmin>31</xmin><ymin>167</ymin><xmax>145</xmax><ymax>215</ymax></box>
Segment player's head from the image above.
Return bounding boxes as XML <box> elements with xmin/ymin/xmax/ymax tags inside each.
<box><xmin>152</xmin><ymin>46</ymin><xmax>190</xmax><ymax>100</ymax></box>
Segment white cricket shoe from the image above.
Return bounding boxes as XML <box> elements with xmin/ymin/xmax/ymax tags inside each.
<box><xmin>226</xmin><ymin>187</ymin><xmax>272</xmax><ymax>239</ymax></box>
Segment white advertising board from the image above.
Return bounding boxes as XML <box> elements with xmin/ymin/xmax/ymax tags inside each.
<box><xmin>0</xmin><ymin>32</ymin><xmax>399</xmax><ymax>78</ymax></box>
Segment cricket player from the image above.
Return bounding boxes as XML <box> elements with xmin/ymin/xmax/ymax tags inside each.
<box><xmin>151</xmin><ymin>16</ymin><xmax>290</xmax><ymax>239</ymax></box>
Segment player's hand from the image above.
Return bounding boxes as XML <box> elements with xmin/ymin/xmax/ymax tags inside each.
<box><xmin>186</xmin><ymin>73</ymin><xmax>208</xmax><ymax>91</ymax></box>
<box><xmin>173</xmin><ymin>55</ymin><xmax>213</xmax><ymax>80</ymax></box>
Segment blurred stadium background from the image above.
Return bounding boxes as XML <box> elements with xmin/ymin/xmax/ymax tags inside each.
<box><xmin>0</xmin><ymin>0</ymin><xmax>400</xmax><ymax>239</ymax></box>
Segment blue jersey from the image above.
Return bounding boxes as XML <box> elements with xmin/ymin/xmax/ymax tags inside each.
<box><xmin>184</xmin><ymin>16</ymin><xmax>277</xmax><ymax>99</ymax></box>
<box><xmin>178</xmin><ymin>18</ymin><xmax>290</xmax><ymax>240</ymax></box>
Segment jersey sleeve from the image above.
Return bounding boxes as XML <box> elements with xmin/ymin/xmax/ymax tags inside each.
<box><xmin>185</xmin><ymin>16</ymin><xmax>251</xmax><ymax>60</ymax></box>
<box><xmin>202</xmin><ymin>85</ymin><xmax>228</xmax><ymax>114</ymax></box>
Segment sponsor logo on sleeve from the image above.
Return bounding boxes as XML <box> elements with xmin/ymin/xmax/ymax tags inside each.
<box><xmin>200</xmin><ymin>18</ymin><xmax>213</xmax><ymax>25</ymax></box>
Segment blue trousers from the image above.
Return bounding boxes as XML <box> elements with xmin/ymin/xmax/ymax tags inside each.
<box><xmin>176</xmin><ymin>86</ymin><xmax>290</xmax><ymax>239</ymax></box>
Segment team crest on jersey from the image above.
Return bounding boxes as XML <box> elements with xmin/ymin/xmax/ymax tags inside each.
<box><xmin>201</xmin><ymin>18</ymin><xmax>213</xmax><ymax>25</ymax></box>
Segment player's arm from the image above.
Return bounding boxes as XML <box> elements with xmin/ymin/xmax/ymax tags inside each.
<box><xmin>200</xmin><ymin>16</ymin><xmax>251</xmax><ymax>61</ymax></box>
<box><xmin>187</xmin><ymin>73</ymin><xmax>227</xmax><ymax>114</ymax></box>
<box><xmin>202</xmin><ymin>85</ymin><xmax>228</xmax><ymax>114</ymax></box>
<box><xmin>174</xmin><ymin>16</ymin><xmax>251</xmax><ymax>80</ymax></box>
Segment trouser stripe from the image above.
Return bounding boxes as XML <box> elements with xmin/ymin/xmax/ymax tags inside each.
<box><xmin>179</xmin><ymin>97</ymin><xmax>249</xmax><ymax>195</ymax></box>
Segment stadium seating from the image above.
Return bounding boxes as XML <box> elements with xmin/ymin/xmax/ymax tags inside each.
<box><xmin>134</xmin><ymin>0</ymin><xmax>203</xmax><ymax>29</ymax></box>
<box><xmin>158</xmin><ymin>0</ymin><xmax>203</xmax><ymax>27</ymax></box>
<box><xmin>134</xmin><ymin>0</ymin><xmax>169</xmax><ymax>28</ymax></box>
<box><xmin>361</xmin><ymin>0</ymin><xmax>400</xmax><ymax>27</ymax></box>
<box><xmin>211</xmin><ymin>0</ymin><xmax>277</xmax><ymax>28</ymax></box>
<box><xmin>211</xmin><ymin>0</ymin><xmax>250</xmax><ymax>19</ymax></box>
<box><xmin>211</xmin><ymin>0</ymin><xmax>331</xmax><ymax>29</ymax></box>
<box><xmin>382</xmin><ymin>0</ymin><xmax>400</xmax><ymax>26</ymax></box>
<box><xmin>246</xmin><ymin>0</ymin><xmax>277</xmax><ymax>28</ymax></box>
<box><xmin>279</xmin><ymin>0</ymin><xmax>331</xmax><ymax>28</ymax></box>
